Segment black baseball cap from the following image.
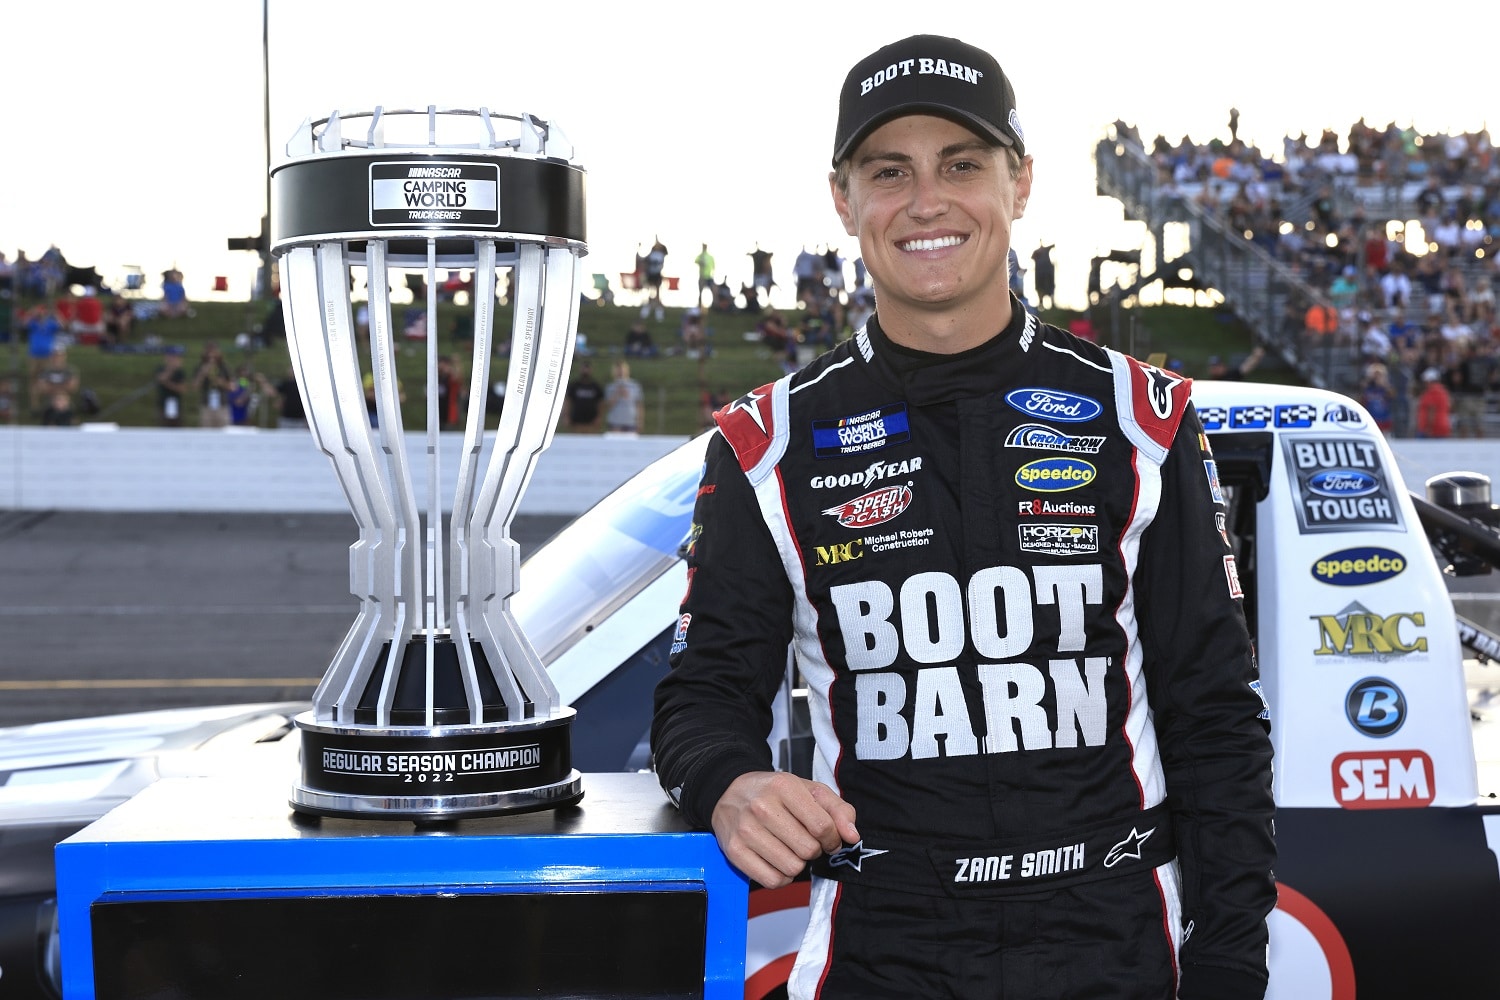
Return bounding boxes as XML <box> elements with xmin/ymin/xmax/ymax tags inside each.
<box><xmin>833</xmin><ymin>34</ymin><xmax>1025</xmax><ymax>165</ymax></box>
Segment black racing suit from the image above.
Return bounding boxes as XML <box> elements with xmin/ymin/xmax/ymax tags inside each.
<box><xmin>652</xmin><ymin>305</ymin><xmax>1275</xmax><ymax>999</ymax></box>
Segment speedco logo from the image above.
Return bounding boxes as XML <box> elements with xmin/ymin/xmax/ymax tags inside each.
<box><xmin>1016</xmin><ymin>458</ymin><xmax>1096</xmax><ymax>493</ymax></box>
<box><xmin>1312</xmin><ymin>547</ymin><xmax>1406</xmax><ymax>586</ymax></box>
<box><xmin>1004</xmin><ymin>388</ymin><xmax>1103</xmax><ymax>423</ymax></box>
<box><xmin>1332</xmin><ymin>750</ymin><xmax>1434</xmax><ymax>809</ymax></box>
<box><xmin>823</xmin><ymin>484</ymin><xmax>912</xmax><ymax>529</ymax></box>
<box><xmin>811</xmin><ymin>457</ymin><xmax>922</xmax><ymax>490</ymax></box>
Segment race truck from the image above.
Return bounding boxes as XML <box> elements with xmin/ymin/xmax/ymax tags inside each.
<box><xmin>3</xmin><ymin>379</ymin><xmax>1499</xmax><ymax>998</ymax></box>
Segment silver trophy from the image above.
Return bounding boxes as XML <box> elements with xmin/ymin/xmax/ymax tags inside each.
<box><xmin>269</xmin><ymin>106</ymin><xmax>586</xmax><ymax>820</ymax></box>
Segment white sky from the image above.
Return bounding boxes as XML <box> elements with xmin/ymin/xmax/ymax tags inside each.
<box><xmin>3</xmin><ymin>1</ymin><xmax>1492</xmax><ymax>312</ymax></box>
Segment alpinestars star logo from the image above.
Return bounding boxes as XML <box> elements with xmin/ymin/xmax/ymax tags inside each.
<box><xmin>828</xmin><ymin>840</ymin><xmax>889</xmax><ymax>873</ymax></box>
<box><xmin>728</xmin><ymin>388</ymin><xmax>768</xmax><ymax>435</ymax></box>
<box><xmin>1104</xmin><ymin>826</ymin><xmax>1155</xmax><ymax>868</ymax></box>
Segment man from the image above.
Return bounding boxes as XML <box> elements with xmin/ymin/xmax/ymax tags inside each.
<box><xmin>564</xmin><ymin>359</ymin><xmax>604</xmax><ymax>432</ymax></box>
<box><xmin>695</xmin><ymin>243</ymin><xmax>716</xmax><ymax>309</ymax></box>
<box><xmin>651</xmin><ymin>33</ymin><xmax>1275</xmax><ymax>999</ymax></box>
<box><xmin>605</xmin><ymin>360</ymin><xmax>643</xmax><ymax>434</ymax></box>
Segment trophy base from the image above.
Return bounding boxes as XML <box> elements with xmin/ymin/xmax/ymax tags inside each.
<box><xmin>290</xmin><ymin>710</ymin><xmax>583</xmax><ymax>821</ymax></box>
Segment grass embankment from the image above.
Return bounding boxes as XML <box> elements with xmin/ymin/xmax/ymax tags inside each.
<box><xmin>2</xmin><ymin>295</ymin><xmax>1289</xmax><ymax>436</ymax></box>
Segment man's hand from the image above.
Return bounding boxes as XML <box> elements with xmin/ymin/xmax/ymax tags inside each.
<box><xmin>710</xmin><ymin>771</ymin><xmax>859</xmax><ymax>888</ymax></box>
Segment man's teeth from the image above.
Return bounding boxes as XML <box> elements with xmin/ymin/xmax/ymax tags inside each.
<box><xmin>900</xmin><ymin>236</ymin><xmax>964</xmax><ymax>251</ymax></box>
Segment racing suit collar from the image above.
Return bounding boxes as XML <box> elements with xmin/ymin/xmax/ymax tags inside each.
<box><xmin>859</xmin><ymin>294</ymin><xmax>1035</xmax><ymax>405</ymax></box>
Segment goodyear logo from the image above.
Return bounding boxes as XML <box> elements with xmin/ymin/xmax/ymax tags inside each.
<box><xmin>1312</xmin><ymin>547</ymin><xmax>1406</xmax><ymax>586</ymax></box>
<box><xmin>815</xmin><ymin>539</ymin><xmax>864</xmax><ymax>566</ymax></box>
<box><xmin>1016</xmin><ymin>458</ymin><xmax>1096</xmax><ymax>493</ymax></box>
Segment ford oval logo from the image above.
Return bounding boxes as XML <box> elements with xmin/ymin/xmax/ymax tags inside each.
<box><xmin>1015</xmin><ymin>458</ymin><xmax>1097</xmax><ymax>492</ymax></box>
<box><xmin>1308</xmin><ymin>469</ymin><xmax>1379</xmax><ymax>497</ymax></box>
<box><xmin>1005</xmin><ymin>388</ymin><xmax>1102</xmax><ymax>423</ymax></box>
<box><xmin>1311</xmin><ymin>547</ymin><xmax>1407</xmax><ymax>586</ymax></box>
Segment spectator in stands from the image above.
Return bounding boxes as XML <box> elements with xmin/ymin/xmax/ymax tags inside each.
<box><xmin>31</xmin><ymin>346</ymin><xmax>80</xmax><ymax>418</ymax></box>
<box><xmin>434</xmin><ymin>354</ymin><xmax>464</xmax><ymax>430</ymax></box>
<box><xmin>604</xmin><ymin>360</ymin><xmax>643</xmax><ymax>434</ymax></box>
<box><xmin>1439</xmin><ymin>303</ymin><xmax>1477</xmax><ymax>355</ymax></box>
<box><xmin>847</xmin><ymin>284</ymin><xmax>875</xmax><ymax>334</ymax></box>
<box><xmin>822</xmin><ymin>247</ymin><xmax>847</xmax><ymax>302</ymax></box>
<box><xmin>274</xmin><ymin>367</ymin><xmax>306</xmax><ymax>429</ymax></box>
<box><xmin>1386</xmin><ymin>307</ymin><xmax>1421</xmax><ymax>352</ymax></box>
<box><xmin>23</xmin><ymin>304</ymin><xmax>62</xmax><ymax>387</ymax></box>
<box><xmin>192</xmin><ymin>342</ymin><xmax>232</xmax><ymax>428</ymax></box>
<box><xmin>160</xmin><ymin>269</ymin><xmax>190</xmax><ymax>319</ymax></box>
<box><xmin>38</xmin><ymin>390</ymin><xmax>74</xmax><ymax>427</ymax></box>
<box><xmin>623</xmin><ymin>321</ymin><xmax>658</xmax><ymax>358</ymax></box>
<box><xmin>227</xmin><ymin>366</ymin><xmax>258</xmax><ymax>427</ymax></box>
<box><xmin>756</xmin><ymin>311</ymin><xmax>791</xmax><ymax>350</ymax></box>
<box><xmin>641</xmin><ymin>239</ymin><xmax>668</xmax><ymax>322</ymax></box>
<box><xmin>1206</xmin><ymin>345</ymin><xmax>1265</xmax><ymax>381</ymax></box>
<box><xmin>155</xmin><ymin>349</ymin><xmax>187</xmax><ymax>426</ymax></box>
<box><xmin>680</xmin><ymin>308</ymin><xmax>708</xmax><ymax>359</ymax></box>
<box><xmin>739</xmin><ymin>283</ymin><xmax>763</xmax><ymax>314</ymax></box>
<box><xmin>1031</xmin><ymin>242</ymin><xmax>1056</xmax><ymax>309</ymax></box>
<box><xmin>1361</xmin><ymin>361</ymin><xmax>1395</xmax><ymax>433</ymax></box>
<box><xmin>563</xmin><ymin>359</ymin><xmax>604</xmax><ymax>432</ymax></box>
<box><xmin>1445</xmin><ymin>341</ymin><xmax>1494</xmax><ymax>438</ymax></box>
<box><xmin>1379</xmin><ymin>261</ymin><xmax>1412</xmax><ymax>310</ymax></box>
<box><xmin>711</xmin><ymin>279</ymin><xmax>736</xmax><ymax>314</ymax></box>
<box><xmin>748</xmin><ymin>244</ymin><xmax>775</xmax><ymax>301</ymax></box>
<box><xmin>1415</xmin><ymin>367</ymin><xmax>1453</xmax><ymax>438</ymax></box>
<box><xmin>793</xmin><ymin>245</ymin><xmax>823</xmax><ymax>305</ymax></box>
<box><xmin>104</xmin><ymin>293</ymin><xmax>133</xmax><ymax>345</ymax></box>
<box><xmin>694</xmin><ymin>244</ymin><xmax>716</xmax><ymax>309</ymax></box>
<box><xmin>1357</xmin><ymin>313</ymin><xmax>1392</xmax><ymax>365</ymax></box>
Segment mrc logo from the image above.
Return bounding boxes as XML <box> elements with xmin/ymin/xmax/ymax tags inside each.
<box><xmin>1312</xmin><ymin>603</ymin><xmax>1426</xmax><ymax>659</ymax></box>
<box><xmin>1331</xmin><ymin>750</ymin><xmax>1434</xmax><ymax>809</ymax></box>
<box><xmin>814</xmin><ymin>539</ymin><xmax>864</xmax><ymax>566</ymax></box>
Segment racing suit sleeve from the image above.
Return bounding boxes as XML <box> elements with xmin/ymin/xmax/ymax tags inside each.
<box><xmin>1134</xmin><ymin>406</ymin><xmax>1276</xmax><ymax>1000</ymax></box>
<box><xmin>651</xmin><ymin>432</ymin><xmax>795</xmax><ymax>830</ymax></box>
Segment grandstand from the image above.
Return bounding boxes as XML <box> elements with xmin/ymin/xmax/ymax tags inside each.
<box><xmin>1095</xmin><ymin>121</ymin><xmax>1497</xmax><ymax>421</ymax></box>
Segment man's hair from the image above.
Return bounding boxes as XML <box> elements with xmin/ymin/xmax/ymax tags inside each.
<box><xmin>832</xmin><ymin>143</ymin><xmax>1023</xmax><ymax>196</ymax></box>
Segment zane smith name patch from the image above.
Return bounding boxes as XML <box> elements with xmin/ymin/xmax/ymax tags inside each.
<box><xmin>813</xmin><ymin>403</ymin><xmax>911</xmax><ymax>458</ymax></box>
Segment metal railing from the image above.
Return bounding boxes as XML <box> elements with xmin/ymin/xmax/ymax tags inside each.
<box><xmin>1095</xmin><ymin>136</ymin><xmax>1360</xmax><ymax>392</ymax></box>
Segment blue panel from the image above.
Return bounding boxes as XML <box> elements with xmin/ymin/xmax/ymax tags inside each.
<box><xmin>57</xmin><ymin>771</ymin><xmax>746</xmax><ymax>999</ymax></box>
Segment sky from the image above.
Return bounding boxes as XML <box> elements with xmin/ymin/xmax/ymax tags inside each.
<box><xmin>3</xmin><ymin>1</ymin><xmax>1493</xmax><ymax>314</ymax></box>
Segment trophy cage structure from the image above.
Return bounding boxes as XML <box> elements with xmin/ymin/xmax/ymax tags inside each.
<box><xmin>269</xmin><ymin>106</ymin><xmax>588</xmax><ymax>819</ymax></box>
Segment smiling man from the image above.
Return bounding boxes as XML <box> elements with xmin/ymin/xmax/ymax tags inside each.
<box><xmin>652</xmin><ymin>34</ymin><xmax>1275</xmax><ymax>1000</ymax></box>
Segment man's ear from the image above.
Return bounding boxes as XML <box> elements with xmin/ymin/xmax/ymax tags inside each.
<box><xmin>830</xmin><ymin>172</ymin><xmax>858</xmax><ymax>237</ymax></box>
<box><xmin>1012</xmin><ymin>156</ymin><xmax>1035</xmax><ymax>220</ymax></box>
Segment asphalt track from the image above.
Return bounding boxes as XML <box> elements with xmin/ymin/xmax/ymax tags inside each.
<box><xmin>5</xmin><ymin>509</ymin><xmax>1500</xmax><ymax>733</ymax></box>
<box><xmin>0</xmin><ymin>511</ymin><xmax>572</xmax><ymax>729</ymax></box>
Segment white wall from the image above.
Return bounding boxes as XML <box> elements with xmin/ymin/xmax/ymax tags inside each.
<box><xmin>0</xmin><ymin>426</ymin><xmax>691</xmax><ymax>515</ymax></box>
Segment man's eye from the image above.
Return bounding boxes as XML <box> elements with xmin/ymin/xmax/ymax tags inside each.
<box><xmin>950</xmin><ymin>160</ymin><xmax>981</xmax><ymax>173</ymax></box>
<box><xmin>872</xmin><ymin>167</ymin><xmax>904</xmax><ymax>180</ymax></box>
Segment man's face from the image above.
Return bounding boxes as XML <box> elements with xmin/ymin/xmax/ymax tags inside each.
<box><xmin>831</xmin><ymin>114</ymin><xmax>1031</xmax><ymax>343</ymax></box>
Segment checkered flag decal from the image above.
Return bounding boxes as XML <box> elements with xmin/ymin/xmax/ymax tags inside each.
<box><xmin>1230</xmin><ymin>405</ymin><xmax>1274</xmax><ymax>428</ymax></box>
<box><xmin>1274</xmin><ymin>403</ymin><xmax>1318</xmax><ymax>428</ymax></box>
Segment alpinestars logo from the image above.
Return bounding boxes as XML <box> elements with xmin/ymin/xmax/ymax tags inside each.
<box><xmin>828</xmin><ymin>840</ymin><xmax>888</xmax><ymax>872</ymax></box>
<box><xmin>1104</xmin><ymin>827</ymin><xmax>1155</xmax><ymax>868</ymax></box>
<box><xmin>1146</xmin><ymin>367</ymin><xmax>1181</xmax><ymax>420</ymax></box>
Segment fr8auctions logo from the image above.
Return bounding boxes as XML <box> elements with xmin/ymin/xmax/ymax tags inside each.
<box><xmin>1331</xmin><ymin>750</ymin><xmax>1434</xmax><ymax>809</ymax></box>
